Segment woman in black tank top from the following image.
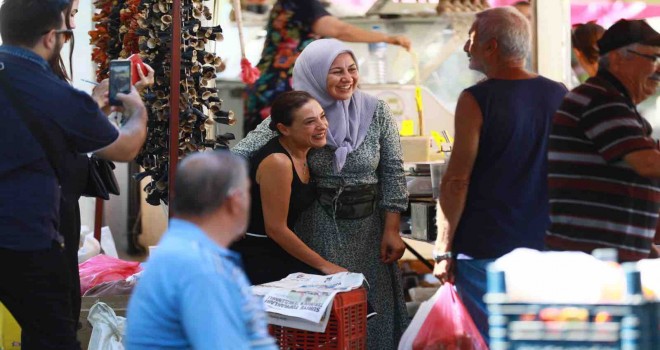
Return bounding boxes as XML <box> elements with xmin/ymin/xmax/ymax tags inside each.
<box><xmin>232</xmin><ymin>91</ymin><xmax>347</xmax><ymax>284</ymax></box>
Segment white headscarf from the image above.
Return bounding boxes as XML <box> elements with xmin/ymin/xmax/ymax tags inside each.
<box><xmin>292</xmin><ymin>39</ymin><xmax>378</xmax><ymax>173</ymax></box>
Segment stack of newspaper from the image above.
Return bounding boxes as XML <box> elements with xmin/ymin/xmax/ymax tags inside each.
<box><xmin>252</xmin><ymin>272</ymin><xmax>365</xmax><ymax>332</ymax></box>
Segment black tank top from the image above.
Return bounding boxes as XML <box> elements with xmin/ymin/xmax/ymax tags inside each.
<box><xmin>247</xmin><ymin>137</ymin><xmax>316</xmax><ymax>235</ymax></box>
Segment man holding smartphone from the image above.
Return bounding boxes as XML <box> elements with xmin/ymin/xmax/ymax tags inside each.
<box><xmin>0</xmin><ymin>0</ymin><xmax>147</xmax><ymax>348</ymax></box>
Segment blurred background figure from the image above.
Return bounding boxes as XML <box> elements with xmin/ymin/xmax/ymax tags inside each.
<box><xmin>571</xmin><ymin>21</ymin><xmax>605</xmax><ymax>82</ymax></box>
<box><xmin>512</xmin><ymin>0</ymin><xmax>532</xmax><ymax>22</ymax></box>
<box><xmin>546</xmin><ymin>19</ymin><xmax>660</xmax><ymax>262</ymax></box>
<box><xmin>243</xmin><ymin>0</ymin><xmax>411</xmax><ymax>136</ymax></box>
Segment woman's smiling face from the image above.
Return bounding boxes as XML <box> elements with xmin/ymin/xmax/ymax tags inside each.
<box><xmin>326</xmin><ymin>52</ymin><xmax>359</xmax><ymax>101</ymax></box>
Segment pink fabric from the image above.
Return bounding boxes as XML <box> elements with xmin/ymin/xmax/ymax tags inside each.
<box><xmin>489</xmin><ymin>0</ymin><xmax>660</xmax><ymax>28</ymax></box>
<box><xmin>570</xmin><ymin>2</ymin><xmax>660</xmax><ymax>27</ymax></box>
<box><xmin>330</xmin><ymin>0</ymin><xmax>660</xmax><ymax>27</ymax></box>
<box><xmin>79</xmin><ymin>255</ymin><xmax>142</xmax><ymax>295</ymax></box>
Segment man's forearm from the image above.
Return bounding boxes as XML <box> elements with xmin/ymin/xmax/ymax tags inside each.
<box><xmin>118</xmin><ymin>106</ymin><xmax>147</xmax><ymax>160</ymax></box>
<box><xmin>434</xmin><ymin>179</ymin><xmax>469</xmax><ymax>252</ymax></box>
<box><xmin>96</xmin><ymin>106</ymin><xmax>147</xmax><ymax>162</ymax></box>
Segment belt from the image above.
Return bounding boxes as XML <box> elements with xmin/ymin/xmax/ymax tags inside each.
<box><xmin>317</xmin><ymin>183</ymin><xmax>377</xmax><ymax>196</ymax></box>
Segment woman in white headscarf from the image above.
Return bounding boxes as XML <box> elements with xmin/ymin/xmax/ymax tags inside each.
<box><xmin>233</xmin><ymin>38</ymin><xmax>409</xmax><ymax>349</ymax></box>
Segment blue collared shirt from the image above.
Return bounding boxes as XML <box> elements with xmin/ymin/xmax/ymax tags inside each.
<box><xmin>0</xmin><ymin>45</ymin><xmax>50</xmax><ymax>70</ymax></box>
<box><xmin>125</xmin><ymin>219</ymin><xmax>277</xmax><ymax>350</ymax></box>
<box><xmin>0</xmin><ymin>45</ymin><xmax>119</xmax><ymax>250</ymax></box>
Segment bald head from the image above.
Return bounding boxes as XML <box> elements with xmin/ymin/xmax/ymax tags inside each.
<box><xmin>172</xmin><ymin>151</ymin><xmax>248</xmax><ymax>217</ymax></box>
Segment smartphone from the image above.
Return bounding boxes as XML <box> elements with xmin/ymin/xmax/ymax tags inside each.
<box><xmin>109</xmin><ymin>60</ymin><xmax>132</xmax><ymax>106</ymax></box>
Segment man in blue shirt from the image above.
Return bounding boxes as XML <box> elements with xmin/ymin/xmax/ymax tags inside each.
<box><xmin>0</xmin><ymin>1</ymin><xmax>147</xmax><ymax>348</ymax></box>
<box><xmin>125</xmin><ymin>151</ymin><xmax>277</xmax><ymax>350</ymax></box>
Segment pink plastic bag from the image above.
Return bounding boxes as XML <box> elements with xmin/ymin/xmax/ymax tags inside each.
<box><xmin>412</xmin><ymin>283</ymin><xmax>488</xmax><ymax>350</ymax></box>
<box><xmin>79</xmin><ymin>254</ymin><xmax>142</xmax><ymax>294</ymax></box>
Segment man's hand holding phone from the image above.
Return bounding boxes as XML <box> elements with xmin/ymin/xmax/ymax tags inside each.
<box><xmin>113</xmin><ymin>85</ymin><xmax>146</xmax><ymax>117</ymax></box>
<box><xmin>93</xmin><ymin>59</ymin><xmax>152</xmax><ymax>120</ymax></box>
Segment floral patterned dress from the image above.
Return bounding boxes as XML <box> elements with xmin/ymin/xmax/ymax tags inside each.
<box><xmin>243</xmin><ymin>0</ymin><xmax>329</xmax><ymax>135</ymax></box>
<box><xmin>233</xmin><ymin>101</ymin><xmax>410</xmax><ymax>350</ymax></box>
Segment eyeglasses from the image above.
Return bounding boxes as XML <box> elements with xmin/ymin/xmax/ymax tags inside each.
<box><xmin>54</xmin><ymin>29</ymin><xmax>73</xmax><ymax>43</ymax></box>
<box><xmin>627</xmin><ymin>49</ymin><xmax>660</xmax><ymax>65</ymax></box>
<box><xmin>42</xmin><ymin>29</ymin><xmax>73</xmax><ymax>43</ymax></box>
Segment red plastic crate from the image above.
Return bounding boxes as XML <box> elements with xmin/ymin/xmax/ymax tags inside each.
<box><xmin>269</xmin><ymin>287</ymin><xmax>367</xmax><ymax>350</ymax></box>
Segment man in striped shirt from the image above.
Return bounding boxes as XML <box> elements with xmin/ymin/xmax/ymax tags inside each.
<box><xmin>546</xmin><ymin>19</ymin><xmax>660</xmax><ymax>261</ymax></box>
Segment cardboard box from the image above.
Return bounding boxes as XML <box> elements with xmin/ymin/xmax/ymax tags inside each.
<box><xmin>400</xmin><ymin>136</ymin><xmax>431</xmax><ymax>163</ymax></box>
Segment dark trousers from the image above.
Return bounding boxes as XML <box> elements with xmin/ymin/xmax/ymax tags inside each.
<box><xmin>59</xmin><ymin>200</ymin><xmax>82</xmax><ymax>329</ymax></box>
<box><xmin>0</xmin><ymin>242</ymin><xmax>81</xmax><ymax>350</ymax></box>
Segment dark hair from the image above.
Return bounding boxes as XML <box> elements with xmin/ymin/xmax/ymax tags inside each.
<box><xmin>572</xmin><ymin>21</ymin><xmax>605</xmax><ymax>64</ymax></box>
<box><xmin>0</xmin><ymin>0</ymin><xmax>69</xmax><ymax>47</ymax></box>
<box><xmin>52</xmin><ymin>0</ymin><xmax>75</xmax><ymax>82</ymax></box>
<box><xmin>268</xmin><ymin>90</ymin><xmax>316</xmax><ymax>132</ymax></box>
<box><xmin>172</xmin><ymin>150</ymin><xmax>248</xmax><ymax>217</ymax></box>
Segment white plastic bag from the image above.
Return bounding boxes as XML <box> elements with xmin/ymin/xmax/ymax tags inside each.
<box><xmin>100</xmin><ymin>226</ymin><xmax>118</xmax><ymax>258</ymax></box>
<box><xmin>398</xmin><ymin>287</ymin><xmax>442</xmax><ymax>350</ymax></box>
<box><xmin>87</xmin><ymin>302</ymin><xmax>125</xmax><ymax>350</ymax></box>
<box><xmin>493</xmin><ymin>248</ymin><xmax>625</xmax><ymax>303</ymax></box>
<box><xmin>78</xmin><ymin>233</ymin><xmax>101</xmax><ymax>264</ymax></box>
<box><xmin>80</xmin><ymin>225</ymin><xmax>92</xmax><ymax>246</ymax></box>
<box><xmin>637</xmin><ymin>258</ymin><xmax>660</xmax><ymax>300</ymax></box>
<box><xmin>78</xmin><ymin>225</ymin><xmax>117</xmax><ymax>263</ymax></box>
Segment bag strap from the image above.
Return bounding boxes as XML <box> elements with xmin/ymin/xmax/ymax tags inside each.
<box><xmin>0</xmin><ymin>61</ymin><xmax>63</xmax><ymax>182</ymax></box>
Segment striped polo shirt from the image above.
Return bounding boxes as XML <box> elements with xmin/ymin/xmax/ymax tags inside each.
<box><xmin>546</xmin><ymin>70</ymin><xmax>660</xmax><ymax>261</ymax></box>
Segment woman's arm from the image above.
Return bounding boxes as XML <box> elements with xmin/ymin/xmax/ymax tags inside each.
<box><xmin>312</xmin><ymin>16</ymin><xmax>411</xmax><ymax>51</ymax></box>
<box><xmin>376</xmin><ymin>101</ymin><xmax>408</xmax><ymax>213</ymax></box>
<box><xmin>380</xmin><ymin>211</ymin><xmax>405</xmax><ymax>264</ymax></box>
<box><xmin>134</xmin><ymin>63</ymin><xmax>155</xmax><ymax>93</ymax></box>
<box><xmin>258</xmin><ymin>153</ymin><xmax>346</xmax><ymax>274</ymax></box>
<box><xmin>232</xmin><ymin>117</ymin><xmax>279</xmax><ymax>159</ymax></box>
<box><xmin>375</xmin><ymin>101</ymin><xmax>408</xmax><ymax>263</ymax></box>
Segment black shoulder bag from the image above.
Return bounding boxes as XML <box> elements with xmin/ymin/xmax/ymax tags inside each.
<box><xmin>82</xmin><ymin>154</ymin><xmax>120</xmax><ymax>200</ymax></box>
<box><xmin>0</xmin><ymin>62</ymin><xmax>119</xmax><ymax>200</ymax></box>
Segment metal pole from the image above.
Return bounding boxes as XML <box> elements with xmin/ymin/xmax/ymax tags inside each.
<box><xmin>94</xmin><ymin>198</ymin><xmax>103</xmax><ymax>241</ymax></box>
<box><xmin>168</xmin><ymin>0</ymin><xmax>182</xmax><ymax>215</ymax></box>
<box><xmin>402</xmin><ymin>241</ymin><xmax>434</xmax><ymax>272</ymax></box>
